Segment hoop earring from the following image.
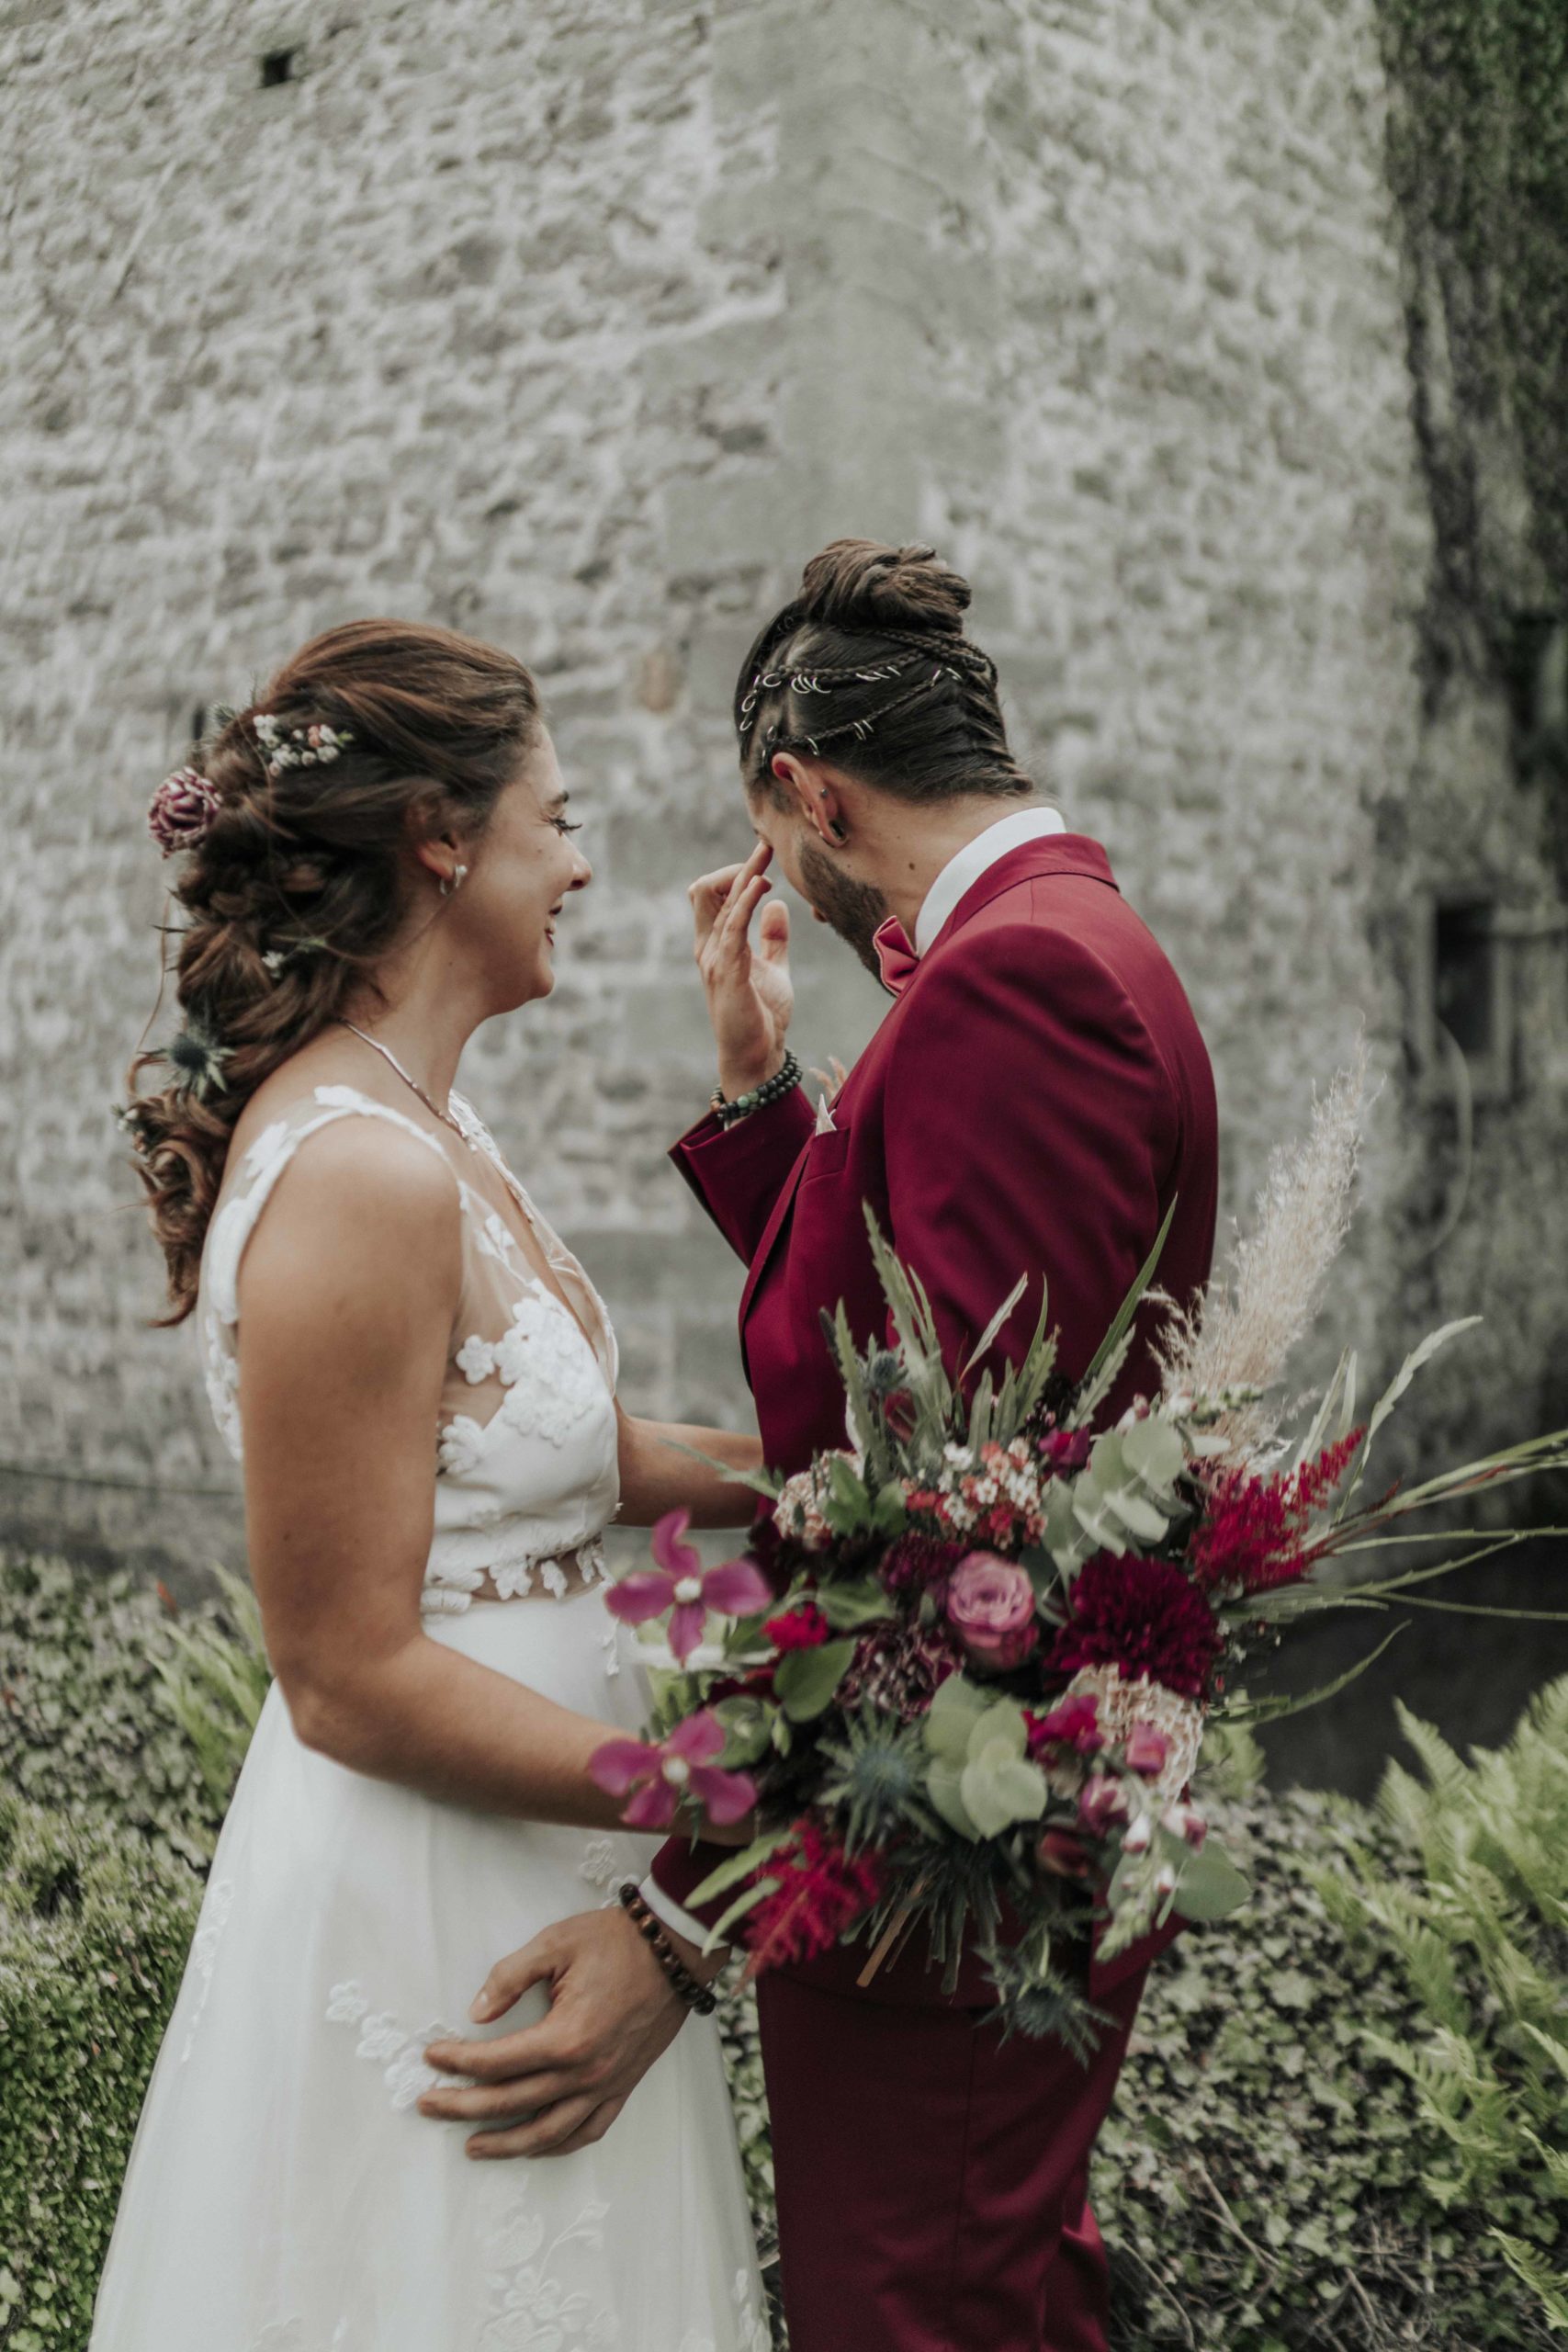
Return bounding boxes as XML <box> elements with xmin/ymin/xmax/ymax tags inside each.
<box><xmin>438</xmin><ymin>863</ymin><xmax>468</xmax><ymax>899</ymax></box>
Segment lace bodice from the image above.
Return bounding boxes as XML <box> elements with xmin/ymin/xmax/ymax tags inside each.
<box><xmin>197</xmin><ymin>1084</ymin><xmax>621</xmax><ymax>1615</ymax></box>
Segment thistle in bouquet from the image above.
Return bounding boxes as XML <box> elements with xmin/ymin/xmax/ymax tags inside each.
<box><xmin>592</xmin><ymin>1048</ymin><xmax>1568</xmax><ymax>2057</ymax></box>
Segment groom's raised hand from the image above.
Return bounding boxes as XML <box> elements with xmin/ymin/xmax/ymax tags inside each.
<box><xmin>689</xmin><ymin>838</ymin><xmax>794</xmax><ymax>1100</ymax></box>
<box><xmin>418</xmin><ymin>1904</ymin><xmax>719</xmax><ymax>2159</ymax></box>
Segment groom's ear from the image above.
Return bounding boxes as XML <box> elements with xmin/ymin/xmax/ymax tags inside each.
<box><xmin>771</xmin><ymin>752</ymin><xmax>845</xmax><ymax>845</ymax></box>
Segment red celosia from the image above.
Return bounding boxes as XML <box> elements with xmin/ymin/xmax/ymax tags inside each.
<box><xmin>743</xmin><ymin>1818</ymin><xmax>884</xmax><ymax>1974</ymax></box>
<box><xmin>1189</xmin><ymin>1428</ymin><xmax>1365</xmax><ymax>1597</ymax></box>
<box><xmin>765</xmin><ymin>1600</ymin><xmax>831</xmax><ymax>1652</ymax></box>
<box><xmin>1044</xmin><ymin>1554</ymin><xmax>1222</xmax><ymax>1700</ymax></box>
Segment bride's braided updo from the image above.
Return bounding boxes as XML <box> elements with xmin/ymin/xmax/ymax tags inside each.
<box><xmin>123</xmin><ymin>618</ymin><xmax>542</xmax><ymax>1325</ymax></box>
<box><xmin>733</xmin><ymin>538</ymin><xmax>1033</xmax><ymax>804</ymax></box>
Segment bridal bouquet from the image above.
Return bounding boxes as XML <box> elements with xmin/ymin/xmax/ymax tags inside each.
<box><xmin>592</xmin><ymin>1060</ymin><xmax>1568</xmax><ymax>2052</ymax></box>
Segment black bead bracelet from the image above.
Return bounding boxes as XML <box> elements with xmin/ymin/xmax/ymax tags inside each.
<box><xmin>711</xmin><ymin>1049</ymin><xmax>804</xmax><ymax>1130</ymax></box>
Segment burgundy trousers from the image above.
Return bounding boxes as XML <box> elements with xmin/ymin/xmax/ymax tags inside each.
<box><xmin>755</xmin><ymin>1957</ymin><xmax>1150</xmax><ymax>2352</ymax></box>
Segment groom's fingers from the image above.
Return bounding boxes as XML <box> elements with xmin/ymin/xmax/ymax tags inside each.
<box><xmin>755</xmin><ymin>897</ymin><xmax>790</xmax><ymax>963</ymax></box>
<box><xmin>689</xmin><ymin>840</ymin><xmax>772</xmax><ymax>955</ymax></box>
<box><xmin>465</xmin><ymin>1934</ymin><xmax>553</xmax><ymax>2026</ymax></box>
<box><xmin>423</xmin><ymin>2022</ymin><xmax>562</xmax><ymax>2087</ymax></box>
<box><xmin>421</xmin><ymin>2069</ymin><xmax>579</xmax><ymax>2121</ymax></box>
<box><xmin>535</xmin><ymin>2094</ymin><xmax>626</xmax><ymax>2158</ymax></box>
<box><xmin>463</xmin><ymin>2091</ymin><xmax>607</xmax><ymax>2161</ymax></box>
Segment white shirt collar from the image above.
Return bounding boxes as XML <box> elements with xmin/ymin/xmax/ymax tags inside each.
<box><xmin>912</xmin><ymin>803</ymin><xmax>1068</xmax><ymax>957</ymax></box>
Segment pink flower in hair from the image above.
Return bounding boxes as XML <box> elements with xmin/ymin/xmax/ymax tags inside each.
<box><xmin>148</xmin><ymin>765</ymin><xmax>221</xmax><ymax>855</ymax></box>
<box><xmin>589</xmin><ymin>1710</ymin><xmax>757</xmax><ymax>1832</ymax></box>
<box><xmin>604</xmin><ymin>1509</ymin><xmax>773</xmax><ymax>1663</ymax></box>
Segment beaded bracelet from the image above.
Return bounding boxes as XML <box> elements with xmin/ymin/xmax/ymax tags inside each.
<box><xmin>617</xmin><ymin>1881</ymin><xmax>719</xmax><ymax>2015</ymax></box>
<box><xmin>710</xmin><ymin>1048</ymin><xmax>803</xmax><ymax>1130</ymax></box>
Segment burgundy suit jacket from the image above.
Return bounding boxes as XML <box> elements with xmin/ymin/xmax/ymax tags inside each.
<box><xmin>650</xmin><ymin>833</ymin><xmax>1220</xmax><ymax>2006</ymax></box>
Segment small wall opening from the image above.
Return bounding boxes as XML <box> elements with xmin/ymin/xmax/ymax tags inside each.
<box><xmin>260</xmin><ymin>49</ymin><xmax>299</xmax><ymax>87</ymax></box>
<box><xmin>1434</xmin><ymin>900</ymin><xmax>1501</xmax><ymax>1063</ymax></box>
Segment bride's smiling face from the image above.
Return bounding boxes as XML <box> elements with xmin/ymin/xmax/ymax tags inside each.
<box><xmin>456</xmin><ymin>729</ymin><xmax>592</xmax><ymax>1008</ymax></box>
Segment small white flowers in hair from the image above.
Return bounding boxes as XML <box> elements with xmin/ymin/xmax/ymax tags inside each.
<box><xmin>252</xmin><ymin>713</ymin><xmax>355</xmax><ymax>777</ymax></box>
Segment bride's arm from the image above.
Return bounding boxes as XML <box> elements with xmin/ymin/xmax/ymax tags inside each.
<box><xmin>613</xmin><ymin>1401</ymin><xmax>763</xmax><ymax>1528</ymax></box>
<box><xmin>234</xmin><ymin>1122</ymin><xmax>662</xmax><ymax>1826</ymax></box>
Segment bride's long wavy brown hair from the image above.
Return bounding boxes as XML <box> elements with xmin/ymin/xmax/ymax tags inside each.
<box><xmin>124</xmin><ymin>618</ymin><xmax>541</xmax><ymax>1326</ymax></box>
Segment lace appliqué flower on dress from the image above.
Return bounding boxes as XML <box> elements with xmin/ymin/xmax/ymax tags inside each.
<box><xmin>326</xmin><ymin>1982</ymin><xmax>462</xmax><ymax>2112</ymax></box>
<box><xmin>476</xmin><ymin>2176</ymin><xmax>617</xmax><ymax>2349</ymax></box>
<box><xmin>179</xmin><ymin>1874</ymin><xmax>235</xmax><ymax>2062</ymax></box>
<box><xmin>202</xmin><ymin>1328</ymin><xmax>243</xmax><ymax>1458</ymax></box>
<box><xmin>449</xmin><ymin>1289</ymin><xmax>604</xmax><ymax>1451</ymax></box>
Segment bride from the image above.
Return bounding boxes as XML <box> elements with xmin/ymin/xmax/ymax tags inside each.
<box><xmin>96</xmin><ymin>618</ymin><xmax>770</xmax><ymax>2351</ymax></box>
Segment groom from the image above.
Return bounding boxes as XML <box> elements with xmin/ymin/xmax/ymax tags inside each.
<box><xmin>423</xmin><ymin>542</ymin><xmax>1219</xmax><ymax>2351</ymax></box>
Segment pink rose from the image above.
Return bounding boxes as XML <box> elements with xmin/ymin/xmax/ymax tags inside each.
<box><xmin>944</xmin><ymin>1552</ymin><xmax>1039</xmax><ymax>1672</ymax></box>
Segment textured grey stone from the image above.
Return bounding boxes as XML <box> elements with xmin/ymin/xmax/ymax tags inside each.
<box><xmin>1</xmin><ymin>0</ymin><xmax>1563</xmax><ymax>1587</ymax></box>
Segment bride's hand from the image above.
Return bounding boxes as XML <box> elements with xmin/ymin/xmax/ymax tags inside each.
<box><xmin>689</xmin><ymin>840</ymin><xmax>793</xmax><ymax>1102</ymax></box>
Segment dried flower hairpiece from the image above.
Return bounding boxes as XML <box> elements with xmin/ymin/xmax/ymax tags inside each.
<box><xmin>148</xmin><ymin>765</ymin><xmax>222</xmax><ymax>856</ymax></box>
<box><xmin>252</xmin><ymin>714</ymin><xmax>355</xmax><ymax>777</ymax></box>
<box><xmin>159</xmin><ymin>1008</ymin><xmax>233</xmax><ymax>1101</ymax></box>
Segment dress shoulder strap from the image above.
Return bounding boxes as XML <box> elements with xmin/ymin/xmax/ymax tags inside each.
<box><xmin>204</xmin><ymin>1086</ymin><xmax>458</xmax><ymax>1330</ymax></box>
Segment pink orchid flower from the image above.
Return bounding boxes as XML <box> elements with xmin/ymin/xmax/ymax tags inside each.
<box><xmin>590</xmin><ymin>1711</ymin><xmax>758</xmax><ymax>1832</ymax></box>
<box><xmin>604</xmin><ymin>1510</ymin><xmax>773</xmax><ymax>1663</ymax></box>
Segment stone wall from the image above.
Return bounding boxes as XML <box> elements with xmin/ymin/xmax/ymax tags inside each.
<box><xmin>2</xmin><ymin>0</ymin><xmax>1563</xmax><ymax>1589</ymax></box>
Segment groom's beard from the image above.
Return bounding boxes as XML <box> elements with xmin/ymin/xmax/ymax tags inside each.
<box><xmin>796</xmin><ymin>839</ymin><xmax>890</xmax><ymax>979</ymax></box>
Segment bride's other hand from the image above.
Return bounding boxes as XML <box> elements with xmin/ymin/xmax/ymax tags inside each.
<box><xmin>418</xmin><ymin>1905</ymin><xmax>717</xmax><ymax>2159</ymax></box>
<box><xmin>689</xmin><ymin>839</ymin><xmax>793</xmax><ymax>1100</ymax></box>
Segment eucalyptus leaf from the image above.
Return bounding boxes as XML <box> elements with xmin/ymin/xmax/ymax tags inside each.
<box><xmin>1104</xmin><ymin>1487</ymin><xmax>1170</xmax><ymax>1544</ymax></box>
<box><xmin>924</xmin><ymin>1673</ymin><xmax>990</xmax><ymax>1762</ymax></box>
<box><xmin>773</xmin><ymin>1638</ymin><xmax>857</xmax><ymax>1722</ymax></box>
<box><xmin>960</xmin><ymin>1747</ymin><xmax>1048</xmax><ymax>1838</ymax></box>
<box><xmin>1171</xmin><ymin>1838</ymin><xmax>1254</xmax><ymax>1921</ymax></box>
<box><xmin>926</xmin><ymin>1757</ymin><xmax>982</xmax><ymax>1839</ymax></box>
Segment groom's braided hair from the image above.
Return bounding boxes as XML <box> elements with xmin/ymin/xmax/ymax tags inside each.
<box><xmin>124</xmin><ymin>620</ymin><xmax>541</xmax><ymax>1323</ymax></box>
<box><xmin>734</xmin><ymin>541</ymin><xmax>1033</xmax><ymax>805</ymax></box>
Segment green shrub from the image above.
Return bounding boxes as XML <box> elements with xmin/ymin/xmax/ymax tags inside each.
<box><xmin>0</xmin><ymin>1552</ymin><xmax>257</xmax><ymax>1868</ymax></box>
<box><xmin>1313</xmin><ymin>1682</ymin><xmax>1568</xmax><ymax>2333</ymax></box>
<box><xmin>1096</xmin><ymin>1775</ymin><xmax>1559</xmax><ymax>2350</ymax></box>
<box><xmin>0</xmin><ymin>1794</ymin><xmax>201</xmax><ymax>2349</ymax></box>
<box><xmin>6</xmin><ymin>1548</ymin><xmax>1567</xmax><ymax>2351</ymax></box>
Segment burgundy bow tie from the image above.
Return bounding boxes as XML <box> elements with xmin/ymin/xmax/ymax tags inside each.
<box><xmin>873</xmin><ymin>917</ymin><xmax>920</xmax><ymax>995</ymax></box>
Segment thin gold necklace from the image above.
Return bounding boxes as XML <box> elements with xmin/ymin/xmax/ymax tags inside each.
<box><xmin>337</xmin><ymin>1021</ymin><xmax>476</xmax><ymax>1150</ymax></box>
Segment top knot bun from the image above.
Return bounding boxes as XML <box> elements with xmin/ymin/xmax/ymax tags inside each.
<box><xmin>795</xmin><ymin>538</ymin><xmax>972</xmax><ymax>638</ymax></box>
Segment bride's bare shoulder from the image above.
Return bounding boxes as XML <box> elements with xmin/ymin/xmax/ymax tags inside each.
<box><xmin>232</xmin><ymin>1108</ymin><xmax>462</xmax><ymax>1330</ymax></box>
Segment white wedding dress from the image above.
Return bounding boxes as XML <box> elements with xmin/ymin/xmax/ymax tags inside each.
<box><xmin>90</xmin><ymin>1083</ymin><xmax>767</xmax><ymax>2352</ymax></box>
